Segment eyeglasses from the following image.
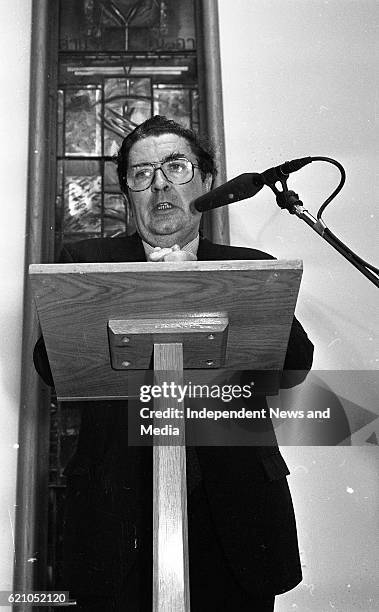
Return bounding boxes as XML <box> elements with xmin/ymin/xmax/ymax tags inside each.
<box><xmin>126</xmin><ymin>157</ymin><xmax>198</xmax><ymax>192</ymax></box>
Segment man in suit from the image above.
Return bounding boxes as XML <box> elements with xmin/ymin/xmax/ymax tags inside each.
<box><xmin>34</xmin><ymin>115</ymin><xmax>313</xmax><ymax>611</ymax></box>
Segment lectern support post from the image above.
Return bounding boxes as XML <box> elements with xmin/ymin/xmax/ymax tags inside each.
<box><xmin>153</xmin><ymin>342</ymin><xmax>189</xmax><ymax>612</ymax></box>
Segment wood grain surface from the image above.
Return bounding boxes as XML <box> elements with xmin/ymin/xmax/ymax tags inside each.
<box><xmin>29</xmin><ymin>260</ymin><xmax>302</xmax><ymax>400</ymax></box>
<box><xmin>153</xmin><ymin>344</ymin><xmax>190</xmax><ymax>611</ymax></box>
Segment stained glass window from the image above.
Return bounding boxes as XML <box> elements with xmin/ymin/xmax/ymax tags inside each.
<box><xmin>59</xmin><ymin>0</ymin><xmax>196</xmax><ymax>53</ymax></box>
<box><xmin>56</xmin><ymin>0</ymin><xmax>199</xmax><ymax>256</ymax></box>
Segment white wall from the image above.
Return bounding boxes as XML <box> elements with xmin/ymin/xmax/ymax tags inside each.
<box><xmin>0</xmin><ymin>0</ymin><xmax>31</xmax><ymax>600</ymax></box>
<box><xmin>218</xmin><ymin>1</ymin><xmax>378</xmax><ymax>610</ymax></box>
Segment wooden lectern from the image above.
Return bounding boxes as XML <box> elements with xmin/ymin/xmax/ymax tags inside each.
<box><xmin>30</xmin><ymin>259</ymin><xmax>302</xmax><ymax>611</ymax></box>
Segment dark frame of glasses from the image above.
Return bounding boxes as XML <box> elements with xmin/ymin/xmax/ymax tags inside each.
<box><xmin>126</xmin><ymin>157</ymin><xmax>199</xmax><ymax>191</ymax></box>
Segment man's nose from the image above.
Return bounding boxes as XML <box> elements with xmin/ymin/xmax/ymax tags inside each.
<box><xmin>151</xmin><ymin>167</ymin><xmax>170</xmax><ymax>190</ymax></box>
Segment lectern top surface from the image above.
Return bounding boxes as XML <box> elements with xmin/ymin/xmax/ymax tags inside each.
<box><xmin>30</xmin><ymin>259</ymin><xmax>302</xmax><ymax>400</ymax></box>
<box><xmin>30</xmin><ymin>259</ymin><xmax>302</xmax><ymax>274</ymax></box>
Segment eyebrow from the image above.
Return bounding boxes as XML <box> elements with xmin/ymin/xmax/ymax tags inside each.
<box><xmin>130</xmin><ymin>152</ymin><xmax>189</xmax><ymax>168</ymax></box>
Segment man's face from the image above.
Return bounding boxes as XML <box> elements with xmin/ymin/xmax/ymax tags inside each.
<box><xmin>126</xmin><ymin>133</ymin><xmax>212</xmax><ymax>248</ymax></box>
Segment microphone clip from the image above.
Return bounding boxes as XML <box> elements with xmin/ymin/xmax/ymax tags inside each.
<box><xmin>261</xmin><ymin>156</ymin><xmax>312</xmax><ymax>212</ymax></box>
<box><xmin>275</xmin><ymin>189</ymin><xmax>303</xmax><ymax>214</ymax></box>
<box><xmin>266</xmin><ymin>176</ymin><xmax>303</xmax><ymax>214</ymax></box>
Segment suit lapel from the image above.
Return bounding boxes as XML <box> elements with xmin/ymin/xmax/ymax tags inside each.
<box><xmin>197</xmin><ymin>236</ymin><xmax>225</xmax><ymax>261</ymax></box>
<box><xmin>119</xmin><ymin>233</ymin><xmax>146</xmax><ymax>262</ymax></box>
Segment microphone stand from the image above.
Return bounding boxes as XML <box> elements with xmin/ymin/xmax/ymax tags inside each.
<box><xmin>266</xmin><ymin>180</ymin><xmax>379</xmax><ymax>289</ymax></box>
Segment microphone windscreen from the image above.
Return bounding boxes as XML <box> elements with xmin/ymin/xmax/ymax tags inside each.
<box><xmin>193</xmin><ymin>173</ymin><xmax>264</xmax><ymax>212</ymax></box>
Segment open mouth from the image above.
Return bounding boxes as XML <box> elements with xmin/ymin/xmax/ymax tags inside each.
<box><xmin>155</xmin><ymin>202</ymin><xmax>174</xmax><ymax>211</ymax></box>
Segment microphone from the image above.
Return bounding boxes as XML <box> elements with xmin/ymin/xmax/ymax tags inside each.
<box><xmin>193</xmin><ymin>173</ymin><xmax>264</xmax><ymax>212</ymax></box>
<box><xmin>193</xmin><ymin>157</ymin><xmax>313</xmax><ymax>212</ymax></box>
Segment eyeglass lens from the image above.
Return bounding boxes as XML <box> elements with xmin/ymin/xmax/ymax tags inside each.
<box><xmin>127</xmin><ymin>158</ymin><xmax>194</xmax><ymax>191</ymax></box>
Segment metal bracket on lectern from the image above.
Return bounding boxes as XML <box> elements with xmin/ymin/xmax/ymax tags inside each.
<box><xmin>108</xmin><ymin>312</ymin><xmax>229</xmax><ymax>370</ymax></box>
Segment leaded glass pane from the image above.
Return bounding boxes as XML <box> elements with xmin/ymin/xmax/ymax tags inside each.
<box><xmin>104</xmin><ymin>77</ymin><xmax>152</xmax><ymax>155</ymax></box>
<box><xmin>104</xmin><ymin>160</ymin><xmax>119</xmax><ymax>193</ymax></box>
<box><xmin>103</xmin><ymin>194</ymin><xmax>127</xmax><ymax>236</ymax></box>
<box><xmin>65</xmin><ymin>86</ymin><xmax>102</xmax><ymax>156</ymax></box>
<box><xmin>60</xmin><ymin>160</ymin><xmax>102</xmax><ymax>236</ymax></box>
<box><xmin>153</xmin><ymin>85</ymin><xmax>190</xmax><ymax>127</ymax></box>
<box><xmin>103</xmin><ymin>160</ymin><xmax>126</xmax><ymax>235</ymax></box>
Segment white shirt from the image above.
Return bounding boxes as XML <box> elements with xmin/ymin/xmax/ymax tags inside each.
<box><xmin>142</xmin><ymin>234</ymin><xmax>200</xmax><ymax>260</ymax></box>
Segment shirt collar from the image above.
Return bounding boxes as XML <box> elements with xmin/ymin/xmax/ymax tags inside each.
<box><xmin>142</xmin><ymin>234</ymin><xmax>200</xmax><ymax>259</ymax></box>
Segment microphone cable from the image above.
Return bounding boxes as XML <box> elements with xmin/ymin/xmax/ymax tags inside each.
<box><xmin>308</xmin><ymin>156</ymin><xmax>379</xmax><ymax>276</ymax></box>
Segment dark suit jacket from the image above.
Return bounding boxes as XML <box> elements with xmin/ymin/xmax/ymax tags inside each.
<box><xmin>34</xmin><ymin>233</ymin><xmax>314</xmax><ymax>603</ymax></box>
